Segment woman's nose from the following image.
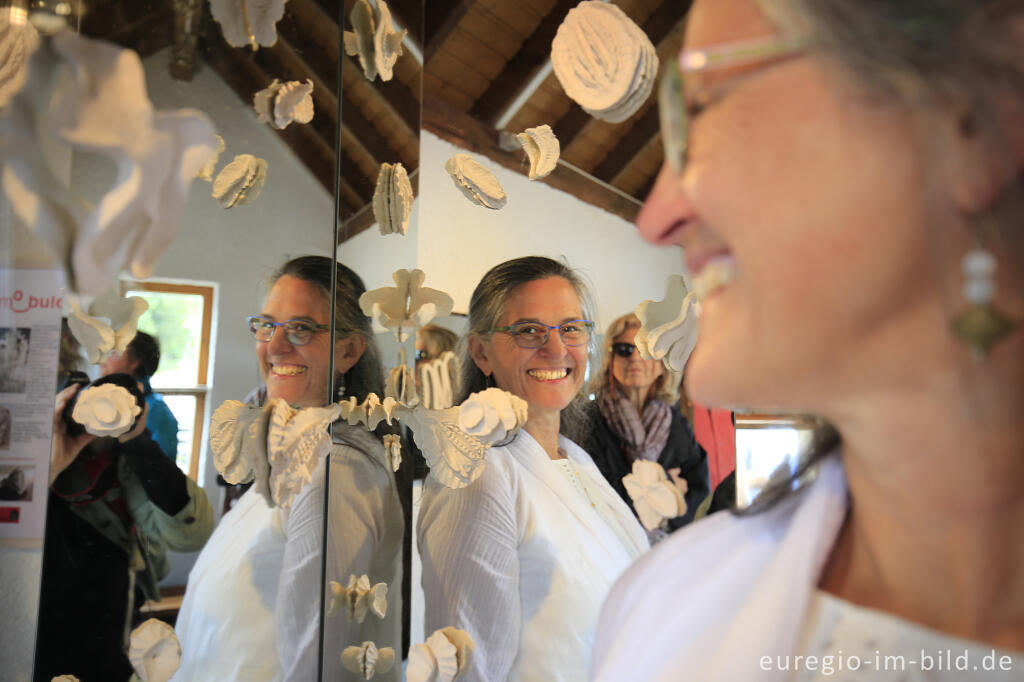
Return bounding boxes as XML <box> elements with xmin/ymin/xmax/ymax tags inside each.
<box><xmin>636</xmin><ymin>162</ymin><xmax>695</xmax><ymax>245</ymax></box>
<box><xmin>266</xmin><ymin>325</ymin><xmax>293</xmax><ymax>354</ymax></box>
<box><xmin>539</xmin><ymin>328</ymin><xmax>569</xmax><ymax>355</ymax></box>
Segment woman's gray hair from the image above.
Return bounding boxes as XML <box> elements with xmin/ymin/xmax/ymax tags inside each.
<box><xmin>589</xmin><ymin>313</ymin><xmax>681</xmax><ymax>405</ymax></box>
<box><xmin>270</xmin><ymin>255</ymin><xmax>384</xmax><ymax>403</ymax></box>
<box><xmin>456</xmin><ymin>256</ymin><xmax>597</xmax><ymax>443</ymax></box>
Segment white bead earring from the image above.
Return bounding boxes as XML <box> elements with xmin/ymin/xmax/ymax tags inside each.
<box><xmin>951</xmin><ymin>244</ymin><xmax>1016</xmax><ymax>358</ymax></box>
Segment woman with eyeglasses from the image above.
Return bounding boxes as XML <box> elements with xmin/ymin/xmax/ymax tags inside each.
<box><xmin>173</xmin><ymin>256</ymin><xmax>403</xmax><ymax>681</ymax></box>
<box><xmin>418</xmin><ymin>256</ymin><xmax>648</xmax><ymax>682</ymax></box>
<box><xmin>591</xmin><ymin>0</ymin><xmax>1024</xmax><ymax>680</ymax></box>
<box><xmin>582</xmin><ymin>313</ymin><xmax>708</xmax><ymax>541</ymax></box>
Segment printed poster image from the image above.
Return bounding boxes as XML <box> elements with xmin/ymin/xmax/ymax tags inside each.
<box><xmin>0</xmin><ymin>327</ymin><xmax>31</xmax><ymax>393</ymax></box>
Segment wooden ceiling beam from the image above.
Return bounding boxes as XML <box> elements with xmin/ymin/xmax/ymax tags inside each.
<box><xmin>468</xmin><ymin>0</ymin><xmax>579</xmax><ymax>126</ymax></box>
<box><xmin>590</xmin><ymin>106</ymin><xmax>659</xmax><ymax>184</ymax></box>
<box><xmin>425</xmin><ymin>0</ymin><xmax>474</xmax><ymax>62</ymax></box>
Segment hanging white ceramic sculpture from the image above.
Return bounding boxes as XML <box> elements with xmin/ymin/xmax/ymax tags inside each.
<box><xmin>253</xmin><ymin>78</ymin><xmax>314</xmax><ymax>130</ymax></box>
<box><xmin>444</xmin><ymin>154</ymin><xmax>507</xmax><ymax>209</ymax></box>
<box><xmin>385</xmin><ymin>365</ymin><xmax>417</xmax><ymax>405</ymax></box>
<box><xmin>622</xmin><ymin>459</ymin><xmax>686</xmax><ymax>531</ymax></box>
<box><xmin>407</xmin><ymin>627</ymin><xmax>475</xmax><ymax>682</ymax></box>
<box><xmin>359</xmin><ymin>269</ymin><xmax>454</xmax><ymax>342</ymax></box>
<box><xmin>343</xmin><ymin>0</ymin><xmax>406</xmax><ymax>82</ymax></box>
<box><xmin>551</xmin><ymin>1</ymin><xmax>658</xmax><ymax>124</ymax></box>
<box><xmin>127</xmin><ymin>618</ymin><xmax>181</xmax><ymax>682</ymax></box>
<box><xmin>373</xmin><ymin>162</ymin><xmax>414</xmax><ymax>236</ymax></box>
<box><xmin>197</xmin><ymin>135</ymin><xmax>226</xmax><ymax>182</ymax></box>
<box><xmin>209</xmin><ymin>399</ymin><xmax>274</xmax><ymax>505</ymax></box>
<box><xmin>209</xmin><ymin>0</ymin><xmax>286</xmax><ymax>49</ymax></box>
<box><xmin>457</xmin><ymin>388</ymin><xmax>528</xmax><ymax>445</ymax></box>
<box><xmin>327</xmin><ymin>574</ymin><xmax>388</xmax><ymax>622</ymax></box>
<box><xmin>72</xmin><ymin>383</ymin><xmax>142</xmax><ymax>438</ymax></box>
<box><xmin>266</xmin><ymin>400</ymin><xmax>341</xmax><ymax>509</ymax></box>
<box><xmin>66</xmin><ymin>290</ymin><xmax>149</xmax><ymax>364</ymax></box>
<box><xmin>341</xmin><ymin>641</ymin><xmax>396</xmax><ymax>680</ymax></box>
<box><xmin>516</xmin><ymin>124</ymin><xmax>559</xmax><ymax>180</ymax></box>
<box><xmin>212</xmin><ymin>153</ymin><xmax>268</xmax><ymax>208</ymax></box>
<box><xmin>0</xmin><ymin>9</ymin><xmax>40</xmax><ymax>109</ymax></box>
<box><xmin>633</xmin><ymin>275</ymin><xmax>699</xmax><ymax>373</ymax></box>
<box><xmin>338</xmin><ymin>393</ymin><xmax>400</xmax><ymax>431</ymax></box>
<box><xmin>417</xmin><ymin>351</ymin><xmax>459</xmax><ymax>410</ymax></box>
<box><xmin>0</xmin><ymin>33</ymin><xmax>219</xmax><ymax>295</ymax></box>
<box><xmin>382</xmin><ymin>433</ymin><xmax>402</xmax><ymax>472</ymax></box>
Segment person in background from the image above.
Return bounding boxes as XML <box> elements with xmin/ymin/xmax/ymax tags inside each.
<box><xmin>415</xmin><ymin>323</ymin><xmax>458</xmax><ymax>368</ymax></box>
<box><xmin>591</xmin><ymin>0</ymin><xmax>1024</xmax><ymax>679</ymax></box>
<box><xmin>582</xmin><ymin>313</ymin><xmax>709</xmax><ymax>538</ymax></box>
<box><xmin>101</xmin><ymin>331</ymin><xmax>179</xmax><ymax>462</ymax></box>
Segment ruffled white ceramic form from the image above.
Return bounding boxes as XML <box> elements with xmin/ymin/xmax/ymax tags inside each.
<box><xmin>66</xmin><ymin>290</ymin><xmax>149</xmax><ymax>364</ymax></box>
<box><xmin>358</xmin><ymin>269</ymin><xmax>454</xmax><ymax>342</ymax></box>
<box><xmin>343</xmin><ymin>0</ymin><xmax>406</xmax><ymax>82</ymax></box>
<box><xmin>0</xmin><ymin>9</ymin><xmax>39</xmax><ymax>109</ymax></box>
<box><xmin>265</xmin><ymin>400</ymin><xmax>341</xmax><ymax>509</ymax></box>
<box><xmin>551</xmin><ymin>1</ymin><xmax>658</xmax><ymax>123</ymax></box>
<box><xmin>340</xmin><ymin>641</ymin><xmax>396</xmax><ymax>680</ymax></box>
<box><xmin>209</xmin><ymin>0</ymin><xmax>286</xmax><ymax>49</ymax></box>
<box><xmin>208</xmin><ymin>399</ymin><xmax>273</xmax><ymax>504</ymax></box>
<box><xmin>196</xmin><ymin>135</ymin><xmax>225</xmax><ymax>182</ymax></box>
<box><xmin>416</xmin><ymin>351</ymin><xmax>459</xmax><ymax>410</ymax></box>
<box><xmin>327</xmin><ymin>574</ymin><xmax>388</xmax><ymax>623</ymax></box>
<box><xmin>72</xmin><ymin>383</ymin><xmax>142</xmax><ymax>438</ymax></box>
<box><xmin>212</xmin><ymin>153</ymin><xmax>268</xmax><ymax>208</ymax></box>
<box><xmin>373</xmin><ymin>162</ymin><xmax>415</xmax><ymax>236</ymax></box>
<box><xmin>457</xmin><ymin>388</ymin><xmax>528</xmax><ymax>444</ymax></box>
<box><xmin>516</xmin><ymin>124</ymin><xmax>559</xmax><ymax>180</ymax></box>
<box><xmin>385</xmin><ymin>365</ymin><xmax>418</xmax><ymax>405</ymax></box>
<box><xmin>127</xmin><ymin>618</ymin><xmax>181</xmax><ymax>682</ymax></box>
<box><xmin>634</xmin><ymin>275</ymin><xmax>700</xmax><ymax>373</ymax></box>
<box><xmin>382</xmin><ymin>433</ymin><xmax>402</xmax><ymax>472</ymax></box>
<box><xmin>444</xmin><ymin>154</ymin><xmax>507</xmax><ymax>209</ymax></box>
<box><xmin>622</xmin><ymin>459</ymin><xmax>686</xmax><ymax>531</ymax></box>
<box><xmin>253</xmin><ymin>78</ymin><xmax>314</xmax><ymax>130</ymax></box>
<box><xmin>406</xmin><ymin>627</ymin><xmax>475</xmax><ymax>682</ymax></box>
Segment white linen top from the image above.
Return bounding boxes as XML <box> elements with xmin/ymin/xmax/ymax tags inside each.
<box><xmin>418</xmin><ymin>430</ymin><xmax>649</xmax><ymax>682</ymax></box>
<box><xmin>173</xmin><ymin>424</ymin><xmax>403</xmax><ymax>682</ymax></box>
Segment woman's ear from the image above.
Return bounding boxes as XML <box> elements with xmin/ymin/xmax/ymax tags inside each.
<box><xmin>334</xmin><ymin>334</ymin><xmax>367</xmax><ymax>375</ymax></box>
<box><xmin>467</xmin><ymin>334</ymin><xmax>492</xmax><ymax>377</ymax></box>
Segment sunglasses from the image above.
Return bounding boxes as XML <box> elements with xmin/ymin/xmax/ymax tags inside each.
<box><xmin>612</xmin><ymin>342</ymin><xmax>637</xmax><ymax>358</ymax></box>
<box><xmin>247</xmin><ymin>315</ymin><xmax>330</xmax><ymax>346</ymax></box>
<box><xmin>490</xmin><ymin>319</ymin><xmax>594</xmax><ymax>349</ymax></box>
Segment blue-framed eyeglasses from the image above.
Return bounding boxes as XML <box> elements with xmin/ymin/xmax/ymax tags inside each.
<box><xmin>490</xmin><ymin>319</ymin><xmax>594</xmax><ymax>349</ymax></box>
<box><xmin>247</xmin><ymin>315</ymin><xmax>331</xmax><ymax>346</ymax></box>
<box><xmin>660</xmin><ymin>35</ymin><xmax>807</xmax><ymax>174</ymax></box>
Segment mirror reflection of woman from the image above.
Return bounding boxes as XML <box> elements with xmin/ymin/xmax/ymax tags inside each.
<box><xmin>173</xmin><ymin>256</ymin><xmax>403</xmax><ymax>681</ymax></box>
<box><xmin>418</xmin><ymin>256</ymin><xmax>648</xmax><ymax>682</ymax></box>
<box><xmin>592</xmin><ymin>0</ymin><xmax>1024</xmax><ymax>679</ymax></box>
<box><xmin>582</xmin><ymin>313</ymin><xmax>709</xmax><ymax>540</ymax></box>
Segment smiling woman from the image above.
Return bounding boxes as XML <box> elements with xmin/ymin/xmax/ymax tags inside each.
<box><xmin>418</xmin><ymin>256</ymin><xmax>649</xmax><ymax>682</ymax></box>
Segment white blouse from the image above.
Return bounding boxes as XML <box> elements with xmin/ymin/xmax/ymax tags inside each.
<box><xmin>418</xmin><ymin>430</ymin><xmax>649</xmax><ymax>682</ymax></box>
<box><xmin>173</xmin><ymin>425</ymin><xmax>403</xmax><ymax>681</ymax></box>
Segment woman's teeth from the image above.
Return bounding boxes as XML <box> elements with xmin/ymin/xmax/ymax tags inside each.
<box><xmin>528</xmin><ymin>368</ymin><xmax>568</xmax><ymax>381</ymax></box>
<box><xmin>271</xmin><ymin>364</ymin><xmax>307</xmax><ymax>376</ymax></box>
<box><xmin>693</xmin><ymin>256</ymin><xmax>737</xmax><ymax>299</ymax></box>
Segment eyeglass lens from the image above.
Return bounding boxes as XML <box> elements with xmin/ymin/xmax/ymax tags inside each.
<box><xmin>511</xmin><ymin>321</ymin><xmax>591</xmax><ymax>348</ymax></box>
<box><xmin>247</xmin><ymin>317</ymin><xmax>317</xmax><ymax>346</ymax></box>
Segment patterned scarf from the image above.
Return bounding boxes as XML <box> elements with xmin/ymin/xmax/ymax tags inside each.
<box><xmin>598</xmin><ymin>387</ymin><xmax>672</xmax><ymax>462</ymax></box>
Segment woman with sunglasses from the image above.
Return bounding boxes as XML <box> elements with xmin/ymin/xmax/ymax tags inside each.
<box><xmin>174</xmin><ymin>256</ymin><xmax>403</xmax><ymax>681</ymax></box>
<box><xmin>582</xmin><ymin>313</ymin><xmax>708</xmax><ymax>540</ymax></box>
<box><xmin>419</xmin><ymin>256</ymin><xmax>648</xmax><ymax>682</ymax></box>
<box><xmin>591</xmin><ymin>0</ymin><xmax>1024</xmax><ymax>680</ymax></box>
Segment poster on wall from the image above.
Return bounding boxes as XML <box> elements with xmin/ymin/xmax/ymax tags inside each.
<box><xmin>0</xmin><ymin>268</ymin><xmax>62</xmax><ymax>547</ymax></box>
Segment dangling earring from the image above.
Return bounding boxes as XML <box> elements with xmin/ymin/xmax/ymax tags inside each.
<box><xmin>485</xmin><ymin>373</ymin><xmax>495</xmax><ymax>389</ymax></box>
<box><xmin>334</xmin><ymin>374</ymin><xmax>347</xmax><ymax>401</ymax></box>
<box><xmin>951</xmin><ymin>242</ymin><xmax>1016</xmax><ymax>359</ymax></box>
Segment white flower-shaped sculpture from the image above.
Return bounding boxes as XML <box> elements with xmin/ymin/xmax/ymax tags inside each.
<box><xmin>445</xmin><ymin>154</ymin><xmax>507</xmax><ymax>210</ymax></box>
<box><xmin>373</xmin><ymin>162</ymin><xmax>414</xmax><ymax>236</ymax></box>
<box><xmin>457</xmin><ymin>388</ymin><xmax>528</xmax><ymax>444</ymax></box>
<box><xmin>327</xmin><ymin>573</ymin><xmax>388</xmax><ymax>623</ymax></box>
<box><xmin>266</xmin><ymin>400</ymin><xmax>341</xmax><ymax>509</ymax></box>
<box><xmin>66</xmin><ymin>290</ymin><xmax>149</xmax><ymax>364</ymax></box>
<box><xmin>516</xmin><ymin>124</ymin><xmax>560</xmax><ymax>181</ymax></box>
<box><xmin>72</xmin><ymin>383</ymin><xmax>141</xmax><ymax>438</ymax></box>
<box><xmin>407</xmin><ymin>627</ymin><xmax>475</xmax><ymax>682</ymax></box>
<box><xmin>209</xmin><ymin>0</ymin><xmax>286</xmax><ymax>49</ymax></box>
<box><xmin>212</xmin><ymin>153</ymin><xmax>268</xmax><ymax>208</ymax></box>
<box><xmin>634</xmin><ymin>275</ymin><xmax>700</xmax><ymax>373</ymax></box>
<box><xmin>1</xmin><ymin>33</ymin><xmax>219</xmax><ymax>295</ymax></box>
<box><xmin>208</xmin><ymin>399</ymin><xmax>273</xmax><ymax>505</ymax></box>
<box><xmin>359</xmin><ymin>269</ymin><xmax>454</xmax><ymax>342</ymax></box>
<box><xmin>622</xmin><ymin>459</ymin><xmax>686</xmax><ymax>531</ymax></box>
<box><xmin>341</xmin><ymin>641</ymin><xmax>396</xmax><ymax>680</ymax></box>
<box><xmin>382</xmin><ymin>433</ymin><xmax>402</xmax><ymax>472</ymax></box>
<box><xmin>0</xmin><ymin>10</ymin><xmax>40</xmax><ymax>110</ymax></box>
<box><xmin>339</xmin><ymin>393</ymin><xmax>400</xmax><ymax>431</ymax></box>
<box><xmin>343</xmin><ymin>0</ymin><xmax>406</xmax><ymax>82</ymax></box>
<box><xmin>128</xmin><ymin>618</ymin><xmax>181</xmax><ymax>682</ymax></box>
<box><xmin>253</xmin><ymin>78</ymin><xmax>314</xmax><ymax>130</ymax></box>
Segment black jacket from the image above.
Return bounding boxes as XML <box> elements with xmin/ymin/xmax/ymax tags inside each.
<box><xmin>582</xmin><ymin>400</ymin><xmax>710</xmax><ymax>531</ymax></box>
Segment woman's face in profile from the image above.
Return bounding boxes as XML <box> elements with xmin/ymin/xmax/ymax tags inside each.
<box><xmin>256</xmin><ymin>275</ymin><xmax>334</xmax><ymax>408</ymax></box>
<box><xmin>611</xmin><ymin>326</ymin><xmax>664</xmax><ymax>397</ymax></box>
<box><xmin>477</xmin><ymin>276</ymin><xmax>588</xmax><ymax>420</ymax></box>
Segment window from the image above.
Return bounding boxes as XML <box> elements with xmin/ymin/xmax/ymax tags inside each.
<box><xmin>124</xmin><ymin>281</ymin><xmax>214</xmax><ymax>480</ymax></box>
<box><xmin>733</xmin><ymin>414</ymin><xmax>823</xmax><ymax>508</ymax></box>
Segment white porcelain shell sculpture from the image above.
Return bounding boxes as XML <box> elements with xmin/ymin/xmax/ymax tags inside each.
<box><xmin>457</xmin><ymin>388</ymin><xmax>528</xmax><ymax>445</ymax></box>
<box><xmin>401</xmin><ymin>405</ymin><xmax>487</xmax><ymax>489</ymax></box>
<box><xmin>551</xmin><ymin>1</ymin><xmax>658</xmax><ymax>124</ymax></box>
<box><xmin>385</xmin><ymin>365</ymin><xmax>417</xmax><ymax>405</ymax></box>
<box><xmin>373</xmin><ymin>162</ymin><xmax>414</xmax><ymax>236</ymax></box>
<box><xmin>209</xmin><ymin>0</ymin><xmax>286</xmax><ymax>49</ymax></box>
<box><xmin>72</xmin><ymin>383</ymin><xmax>142</xmax><ymax>438</ymax></box>
<box><xmin>516</xmin><ymin>124</ymin><xmax>559</xmax><ymax>180</ymax></box>
<box><xmin>338</xmin><ymin>393</ymin><xmax>400</xmax><ymax>431</ymax></box>
<box><xmin>382</xmin><ymin>433</ymin><xmax>402</xmax><ymax>472</ymax></box>
<box><xmin>66</xmin><ymin>290</ymin><xmax>149</xmax><ymax>364</ymax></box>
<box><xmin>196</xmin><ymin>135</ymin><xmax>226</xmax><ymax>182</ymax></box>
<box><xmin>343</xmin><ymin>0</ymin><xmax>406</xmax><ymax>82</ymax></box>
<box><xmin>0</xmin><ymin>9</ymin><xmax>40</xmax><ymax>110</ymax></box>
<box><xmin>266</xmin><ymin>400</ymin><xmax>341</xmax><ymax>509</ymax></box>
<box><xmin>445</xmin><ymin>154</ymin><xmax>507</xmax><ymax>210</ymax></box>
<box><xmin>622</xmin><ymin>459</ymin><xmax>686</xmax><ymax>531</ymax></box>
<box><xmin>253</xmin><ymin>78</ymin><xmax>314</xmax><ymax>130</ymax></box>
<box><xmin>127</xmin><ymin>618</ymin><xmax>181</xmax><ymax>682</ymax></box>
<box><xmin>212</xmin><ymin>153</ymin><xmax>268</xmax><ymax>208</ymax></box>
<box><xmin>0</xmin><ymin>33</ymin><xmax>219</xmax><ymax>295</ymax></box>
<box><xmin>359</xmin><ymin>269</ymin><xmax>454</xmax><ymax>342</ymax></box>
<box><xmin>327</xmin><ymin>574</ymin><xmax>388</xmax><ymax>623</ymax></box>
<box><xmin>407</xmin><ymin>627</ymin><xmax>475</xmax><ymax>682</ymax></box>
<box><xmin>209</xmin><ymin>399</ymin><xmax>274</xmax><ymax>505</ymax></box>
<box><xmin>417</xmin><ymin>351</ymin><xmax>459</xmax><ymax>410</ymax></box>
<box><xmin>633</xmin><ymin>275</ymin><xmax>699</xmax><ymax>373</ymax></box>
<box><xmin>341</xmin><ymin>641</ymin><xmax>396</xmax><ymax>680</ymax></box>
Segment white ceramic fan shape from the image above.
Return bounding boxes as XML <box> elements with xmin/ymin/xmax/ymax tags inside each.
<box><xmin>340</xmin><ymin>641</ymin><xmax>396</xmax><ymax>680</ymax></box>
<box><xmin>516</xmin><ymin>124</ymin><xmax>560</xmax><ymax>180</ymax></box>
<box><xmin>622</xmin><ymin>459</ymin><xmax>686</xmax><ymax>531</ymax></box>
<box><xmin>444</xmin><ymin>153</ymin><xmax>507</xmax><ymax>209</ymax></box>
<box><xmin>633</xmin><ymin>274</ymin><xmax>700</xmax><ymax>373</ymax></box>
